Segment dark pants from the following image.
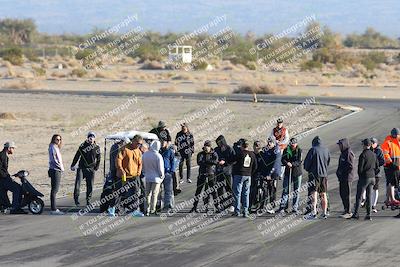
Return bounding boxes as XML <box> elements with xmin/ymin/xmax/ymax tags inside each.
<box><xmin>113</xmin><ymin>178</ymin><xmax>141</xmax><ymax>212</ymax></box>
<box><xmin>354</xmin><ymin>177</ymin><xmax>375</xmax><ymax>215</ymax></box>
<box><xmin>179</xmin><ymin>154</ymin><xmax>192</xmax><ymax>180</ymax></box>
<box><xmin>266</xmin><ymin>179</ymin><xmax>277</xmax><ymax>208</ymax></box>
<box><xmin>0</xmin><ymin>176</ymin><xmax>22</xmax><ymax>210</ymax></box>
<box><xmin>48</xmin><ymin>169</ymin><xmax>61</xmax><ymax>211</ymax></box>
<box><xmin>139</xmin><ymin>176</ymin><xmax>146</xmax><ymax>213</ymax></box>
<box><xmin>74</xmin><ymin>168</ymin><xmax>95</xmax><ymax>204</ymax></box>
<box><xmin>339</xmin><ymin>180</ymin><xmax>352</xmax><ymax>213</ymax></box>
<box><xmin>216</xmin><ymin>172</ymin><xmax>233</xmax><ymax>207</ymax></box>
<box><xmin>193</xmin><ymin>174</ymin><xmax>219</xmax><ymax>209</ymax></box>
<box><xmin>249</xmin><ymin>175</ymin><xmax>258</xmax><ymax>209</ymax></box>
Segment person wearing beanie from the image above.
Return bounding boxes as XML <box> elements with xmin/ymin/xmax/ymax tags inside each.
<box><xmin>352</xmin><ymin>139</ymin><xmax>379</xmax><ymax>221</ymax></box>
<box><xmin>381</xmin><ymin>128</ymin><xmax>400</xmax><ymax>212</ymax></box>
<box><xmin>71</xmin><ymin>132</ymin><xmax>101</xmax><ymax>207</ymax></box>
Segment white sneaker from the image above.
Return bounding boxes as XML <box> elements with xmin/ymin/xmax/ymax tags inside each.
<box><xmin>228</xmin><ymin>206</ymin><xmax>235</xmax><ymax>213</ymax></box>
<box><xmin>266</xmin><ymin>209</ymin><xmax>275</xmax><ymax>214</ymax></box>
<box><xmin>50</xmin><ymin>209</ymin><xmax>64</xmax><ymax>215</ymax></box>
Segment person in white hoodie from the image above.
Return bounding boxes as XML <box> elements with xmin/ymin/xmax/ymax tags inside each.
<box><xmin>142</xmin><ymin>140</ymin><xmax>164</xmax><ymax>216</ymax></box>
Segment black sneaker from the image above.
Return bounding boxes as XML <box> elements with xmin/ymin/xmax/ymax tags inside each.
<box><xmin>10</xmin><ymin>208</ymin><xmax>28</xmax><ymax>215</ymax></box>
<box><xmin>351</xmin><ymin>213</ymin><xmax>359</xmax><ymax>220</ymax></box>
<box><xmin>365</xmin><ymin>215</ymin><xmax>372</xmax><ymax>221</ymax></box>
<box><xmin>74</xmin><ymin>199</ymin><xmax>80</xmax><ymax>206</ymax></box>
<box><xmin>190</xmin><ymin>207</ymin><xmax>198</xmax><ymax>213</ymax></box>
<box><xmin>394</xmin><ymin>213</ymin><xmax>400</xmax><ymax>218</ymax></box>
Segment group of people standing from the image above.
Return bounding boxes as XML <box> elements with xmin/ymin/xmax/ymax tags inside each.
<box><xmin>1</xmin><ymin>117</ymin><xmax>400</xmax><ymax>220</ymax></box>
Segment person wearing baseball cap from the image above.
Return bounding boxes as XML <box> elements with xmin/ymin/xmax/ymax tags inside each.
<box><xmin>352</xmin><ymin>139</ymin><xmax>379</xmax><ymax>220</ymax></box>
<box><xmin>0</xmin><ymin>141</ymin><xmax>27</xmax><ymax>214</ymax></box>
<box><xmin>367</xmin><ymin>137</ymin><xmax>385</xmax><ymax>213</ymax></box>
<box><xmin>71</xmin><ymin>132</ymin><xmax>101</xmax><ymax>207</ymax></box>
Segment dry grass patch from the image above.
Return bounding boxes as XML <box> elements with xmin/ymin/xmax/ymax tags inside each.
<box><xmin>233</xmin><ymin>83</ymin><xmax>287</xmax><ymax>95</ymax></box>
<box><xmin>196</xmin><ymin>87</ymin><xmax>226</xmax><ymax>94</ymax></box>
<box><xmin>158</xmin><ymin>86</ymin><xmax>177</xmax><ymax>93</ymax></box>
<box><xmin>0</xmin><ymin>112</ymin><xmax>17</xmax><ymax>120</ymax></box>
<box><xmin>4</xmin><ymin>79</ymin><xmax>42</xmax><ymax>90</ymax></box>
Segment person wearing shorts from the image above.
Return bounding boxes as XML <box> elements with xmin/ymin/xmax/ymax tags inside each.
<box><xmin>303</xmin><ymin>136</ymin><xmax>330</xmax><ymax>220</ymax></box>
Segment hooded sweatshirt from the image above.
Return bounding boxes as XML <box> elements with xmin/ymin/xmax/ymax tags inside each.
<box><xmin>372</xmin><ymin>145</ymin><xmax>385</xmax><ymax>178</ymax></box>
<box><xmin>304</xmin><ymin>136</ymin><xmax>330</xmax><ymax>178</ymax></box>
<box><xmin>232</xmin><ymin>149</ymin><xmax>258</xmax><ymax>177</ymax></box>
<box><xmin>214</xmin><ymin>135</ymin><xmax>236</xmax><ymax>175</ymax></box>
<box><xmin>142</xmin><ymin>140</ymin><xmax>164</xmax><ymax>183</ymax></box>
<box><xmin>336</xmin><ymin>138</ymin><xmax>355</xmax><ymax>182</ymax></box>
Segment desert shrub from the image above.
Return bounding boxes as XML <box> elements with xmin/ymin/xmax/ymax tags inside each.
<box><xmin>70</xmin><ymin>68</ymin><xmax>87</xmax><ymax>78</ymax></box>
<box><xmin>246</xmin><ymin>61</ymin><xmax>257</xmax><ymax>70</ymax></box>
<box><xmin>193</xmin><ymin>61</ymin><xmax>208</xmax><ymax>70</ymax></box>
<box><xmin>32</xmin><ymin>66</ymin><xmax>46</xmax><ymax>76</ymax></box>
<box><xmin>140</xmin><ymin>60</ymin><xmax>164</xmax><ymax>70</ymax></box>
<box><xmin>0</xmin><ymin>47</ymin><xmax>23</xmax><ymax>65</ymax></box>
<box><xmin>300</xmin><ymin>60</ymin><xmax>322</xmax><ymax>71</ymax></box>
<box><xmin>361</xmin><ymin>51</ymin><xmax>387</xmax><ymax>70</ymax></box>
<box><xmin>233</xmin><ymin>83</ymin><xmax>287</xmax><ymax>95</ymax></box>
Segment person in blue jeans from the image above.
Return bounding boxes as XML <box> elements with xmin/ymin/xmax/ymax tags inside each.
<box><xmin>232</xmin><ymin>139</ymin><xmax>258</xmax><ymax>218</ymax></box>
<box><xmin>161</xmin><ymin>141</ymin><xmax>176</xmax><ymax>211</ymax></box>
<box><xmin>278</xmin><ymin>137</ymin><xmax>303</xmax><ymax>214</ymax></box>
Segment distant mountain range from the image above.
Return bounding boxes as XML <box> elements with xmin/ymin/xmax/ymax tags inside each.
<box><xmin>1</xmin><ymin>0</ymin><xmax>399</xmax><ymax>37</ymax></box>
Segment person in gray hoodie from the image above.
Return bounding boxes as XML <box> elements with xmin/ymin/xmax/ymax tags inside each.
<box><xmin>304</xmin><ymin>136</ymin><xmax>331</xmax><ymax>219</ymax></box>
<box><xmin>142</xmin><ymin>140</ymin><xmax>164</xmax><ymax>216</ymax></box>
<box><xmin>336</xmin><ymin>138</ymin><xmax>355</xmax><ymax>219</ymax></box>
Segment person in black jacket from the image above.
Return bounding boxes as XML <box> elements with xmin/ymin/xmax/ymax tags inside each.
<box><xmin>175</xmin><ymin>123</ymin><xmax>194</xmax><ymax>183</ymax></box>
<box><xmin>190</xmin><ymin>140</ymin><xmax>220</xmax><ymax>213</ymax></box>
<box><xmin>258</xmin><ymin>136</ymin><xmax>282</xmax><ymax>214</ymax></box>
<box><xmin>232</xmin><ymin>139</ymin><xmax>258</xmax><ymax>218</ymax></box>
<box><xmin>250</xmin><ymin>141</ymin><xmax>263</xmax><ymax>211</ymax></box>
<box><xmin>352</xmin><ymin>139</ymin><xmax>379</xmax><ymax>220</ymax></box>
<box><xmin>336</xmin><ymin>138</ymin><xmax>355</xmax><ymax>219</ymax></box>
<box><xmin>0</xmin><ymin>142</ymin><xmax>26</xmax><ymax>214</ymax></box>
<box><xmin>369</xmin><ymin>137</ymin><xmax>385</xmax><ymax>213</ymax></box>
<box><xmin>278</xmin><ymin>137</ymin><xmax>303</xmax><ymax>214</ymax></box>
<box><xmin>150</xmin><ymin>121</ymin><xmax>172</xmax><ymax>144</ymax></box>
<box><xmin>304</xmin><ymin>136</ymin><xmax>331</xmax><ymax>219</ymax></box>
<box><xmin>215</xmin><ymin>135</ymin><xmax>236</xmax><ymax>210</ymax></box>
<box><xmin>71</xmin><ymin>132</ymin><xmax>101</xmax><ymax>207</ymax></box>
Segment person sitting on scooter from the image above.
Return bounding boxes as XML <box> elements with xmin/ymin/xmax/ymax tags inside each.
<box><xmin>0</xmin><ymin>141</ymin><xmax>27</xmax><ymax>214</ymax></box>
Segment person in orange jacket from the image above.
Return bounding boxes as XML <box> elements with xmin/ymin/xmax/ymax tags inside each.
<box><xmin>381</xmin><ymin>128</ymin><xmax>400</xmax><ymax>211</ymax></box>
<box><xmin>116</xmin><ymin>134</ymin><xmax>144</xmax><ymax>216</ymax></box>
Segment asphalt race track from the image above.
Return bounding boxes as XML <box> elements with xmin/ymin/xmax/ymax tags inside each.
<box><xmin>0</xmin><ymin>90</ymin><xmax>399</xmax><ymax>267</ymax></box>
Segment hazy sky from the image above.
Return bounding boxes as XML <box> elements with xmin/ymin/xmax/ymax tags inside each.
<box><xmin>0</xmin><ymin>0</ymin><xmax>399</xmax><ymax>37</ymax></box>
